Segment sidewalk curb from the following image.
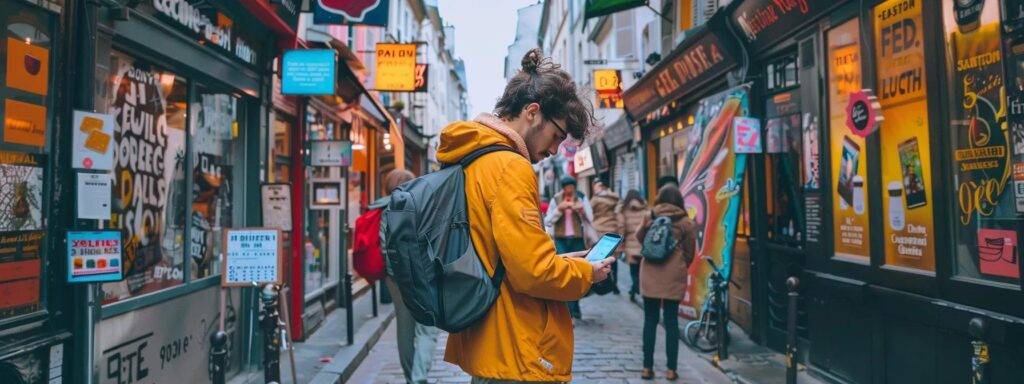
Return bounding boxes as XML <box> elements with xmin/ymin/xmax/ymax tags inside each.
<box><xmin>308</xmin><ymin>308</ymin><xmax>396</xmax><ymax>384</ymax></box>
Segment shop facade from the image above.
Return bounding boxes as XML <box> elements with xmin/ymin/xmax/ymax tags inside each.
<box><xmin>624</xmin><ymin>0</ymin><xmax>1024</xmax><ymax>382</ymax></box>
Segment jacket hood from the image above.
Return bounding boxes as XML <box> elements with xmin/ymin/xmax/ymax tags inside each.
<box><xmin>436</xmin><ymin>113</ymin><xmax>530</xmax><ymax>164</ymax></box>
<box><xmin>653</xmin><ymin>203</ymin><xmax>687</xmax><ymax>220</ymax></box>
<box><xmin>627</xmin><ymin>199</ymin><xmax>647</xmax><ymax>210</ymax></box>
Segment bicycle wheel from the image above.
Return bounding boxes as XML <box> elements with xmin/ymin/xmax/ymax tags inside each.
<box><xmin>683</xmin><ymin>320</ymin><xmax>718</xmax><ymax>353</ymax></box>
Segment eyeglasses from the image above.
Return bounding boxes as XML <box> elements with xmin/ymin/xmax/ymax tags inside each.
<box><xmin>547</xmin><ymin>117</ymin><xmax>567</xmax><ymax>140</ymax></box>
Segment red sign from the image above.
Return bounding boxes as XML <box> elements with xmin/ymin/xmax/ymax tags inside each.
<box><xmin>846</xmin><ymin>89</ymin><xmax>883</xmax><ymax>138</ymax></box>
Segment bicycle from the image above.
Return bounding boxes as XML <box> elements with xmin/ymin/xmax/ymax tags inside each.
<box><xmin>683</xmin><ymin>256</ymin><xmax>739</xmax><ymax>354</ymax></box>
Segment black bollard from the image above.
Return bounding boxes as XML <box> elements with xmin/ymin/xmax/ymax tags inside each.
<box><xmin>786</xmin><ymin>277</ymin><xmax>800</xmax><ymax>384</ymax></box>
<box><xmin>210</xmin><ymin>331</ymin><xmax>228</xmax><ymax>384</ymax></box>
<box><xmin>371</xmin><ymin>281</ymin><xmax>379</xmax><ymax>317</ymax></box>
<box><xmin>260</xmin><ymin>285</ymin><xmax>281</xmax><ymax>384</ymax></box>
<box><xmin>969</xmin><ymin>317</ymin><xmax>989</xmax><ymax>384</ymax></box>
<box><xmin>345</xmin><ymin>273</ymin><xmax>355</xmax><ymax>345</ymax></box>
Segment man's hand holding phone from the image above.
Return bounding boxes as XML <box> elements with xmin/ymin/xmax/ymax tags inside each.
<box><xmin>561</xmin><ymin>250</ymin><xmax>615</xmax><ymax>284</ymax></box>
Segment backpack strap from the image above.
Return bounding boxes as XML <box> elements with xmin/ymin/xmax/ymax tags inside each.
<box><xmin>452</xmin><ymin>145</ymin><xmax>515</xmax><ymax>168</ymax></box>
<box><xmin>490</xmin><ymin>260</ymin><xmax>506</xmax><ymax>289</ymax></box>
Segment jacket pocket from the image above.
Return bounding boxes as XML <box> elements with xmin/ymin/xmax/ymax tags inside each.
<box><xmin>535</xmin><ymin>303</ymin><xmax>572</xmax><ymax>375</ymax></box>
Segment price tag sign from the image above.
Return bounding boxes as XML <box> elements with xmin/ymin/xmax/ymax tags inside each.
<box><xmin>67</xmin><ymin>231</ymin><xmax>123</xmax><ymax>283</ymax></box>
<box><xmin>221</xmin><ymin>228</ymin><xmax>283</xmax><ymax>287</ymax></box>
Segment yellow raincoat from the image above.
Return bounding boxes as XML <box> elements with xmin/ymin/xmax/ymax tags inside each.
<box><xmin>440</xmin><ymin>114</ymin><xmax>594</xmax><ymax>382</ymax></box>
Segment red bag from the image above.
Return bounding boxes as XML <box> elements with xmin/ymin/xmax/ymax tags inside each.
<box><xmin>353</xmin><ymin>207</ymin><xmax>385</xmax><ymax>282</ymax></box>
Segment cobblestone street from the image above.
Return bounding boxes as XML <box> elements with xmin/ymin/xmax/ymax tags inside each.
<box><xmin>349</xmin><ymin>265</ymin><xmax>733</xmax><ymax>383</ymax></box>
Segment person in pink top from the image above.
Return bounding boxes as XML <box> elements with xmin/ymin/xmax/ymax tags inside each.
<box><xmin>544</xmin><ymin>176</ymin><xmax>593</xmax><ymax>318</ymax></box>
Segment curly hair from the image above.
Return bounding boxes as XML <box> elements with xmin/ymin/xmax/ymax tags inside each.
<box><xmin>493</xmin><ymin>48</ymin><xmax>597</xmax><ymax>141</ymax></box>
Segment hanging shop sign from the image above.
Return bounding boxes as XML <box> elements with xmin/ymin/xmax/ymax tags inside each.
<box><xmin>67</xmin><ymin>231</ymin><xmax>123</xmax><ymax>283</ymax></box>
<box><xmin>623</xmin><ymin>28</ymin><xmax>737</xmax><ymax>119</ymax></box>
<box><xmin>730</xmin><ymin>0</ymin><xmax>845</xmax><ymax>52</ymax></box>
<box><xmin>314</xmin><ymin>0</ymin><xmax>390</xmax><ymax>26</ymax></box>
<box><xmin>260</xmin><ymin>183</ymin><xmax>292</xmax><ymax>231</ymax></box>
<box><xmin>76</xmin><ymin>172</ymin><xmax>112</xmax><ymax>221</ymax></box>
<box><xmin>584</xmin><ymin>0</ymin><xmax>647</xmax><ymax>19</ymax></box>
<box><xmin>375</xmin><ymin>43</ymin><xmax>417</xmax><ymax>92</ymax></box>
<box><xmin>680</xmin><ymin>85</ymin><xmax>750</xmax><ymax>318</ymax></box>
<box><xmin>874</xmin><ymin>0</ymin><xmax>936</xmax><ymax>271</ymax></box>
<box><xmin>222</xmin><ymin>228</ymin><xmax>282</xmax><ymax>286</ymax></box>
<box><xmin>955</xmin><ymin>0</ymin><xmax>985</xmax><ymax>32</ymax></box>
<box><xmin>281</xmin><ymin>49</ymin><xmax>336</xmax><ymax>95</ymax></box>
<box><xmin>310</xmin><ymin>180</ymin><xmax>343</xmax><ymax>209</ymax></box>
<box><xmin>151</xmin><ymin>0</ymin><xmax>258</xmax><ymax>66</ymax></box>
<box><xmin>414</xmin><ymin>63</ymin><xmax>429</xmax><ymax>92</ymax></box>
<box><xmin>845</xmin><ymin>90</ymin><xmax>883</xmax><ymax>138</ymax></box>
<box><xmin>827</xmin><ymin>18</ymin><xmax>871</xmax><ymax>261</ymax></box>
<box><xmin>574</xmin><ymin>146</ymin><xmax>596</xmax><ymax>175</ymax></box>
<box><xmin>595</xmin><ymin>69</ymin><xmax>624</xmax><ymax>109</ymax></box>
<box><xmin>310</xmin><ymin>140</ymin><xmax>352</xmax><ymax>166</ymax></box>
<box><xmin>71</xmin><ymin>110</ymin><xmax>115</xmax><ymax>170</ymax></box>
<box><xmin>732</xmin><ymin>117</ymin><xmax>762</xmax><ymax>153</ymax></box>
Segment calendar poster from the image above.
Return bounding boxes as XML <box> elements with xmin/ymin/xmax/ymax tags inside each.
<box><xmin>221</xmin><ymin>228</ymin><xmax>282</xmax><ymax>287</ymax></box>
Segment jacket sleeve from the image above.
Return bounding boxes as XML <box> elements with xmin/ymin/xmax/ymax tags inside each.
<box><xmin>491</xmin><ymin>162</ymin><xmax>593</xmax><ymax>301</ymax></box>
<box><xmin>680</xmin><ymin>222</ymin><xmax>697</xmax><ymax>266</ymax></box>
<box><xmin>636</xmin><ymin>213</ymin><xmax>652</xmax><ymax>243</ymax></box>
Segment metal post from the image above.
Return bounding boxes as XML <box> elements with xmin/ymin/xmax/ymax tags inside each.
<box><xmin>969</xmin><ymin>317</ymin><xmax>989</xmax><ymax>384</ymax></box>
<box><xmin>371</xmin><ymin>281</ymin><xmax>379</xmax><ymax>317</ymax></box>
<box><xmin>344</xmin><ymin>273</ymin><xmax>354</xmax><ymax>345</ymax></box>
<box><xmin>209</xmin><ymin>331</ymin><xmax>228</xmax><ymax>384</ymax></box>
<box><xmin>260</xmin><ymin>285</ymin><xmax>281</xmax><ymax>384</ymax></box>
<box><xmin>785</xmin><ymin>277</ymin><xmax>800</xmax><ymax>384</ymax></box>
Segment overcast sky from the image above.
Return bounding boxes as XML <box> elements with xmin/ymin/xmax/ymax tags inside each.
<box><xmin>437</xmin><ymin>0</ymin><xmax>539</xmax><ymax>116</ymax></box>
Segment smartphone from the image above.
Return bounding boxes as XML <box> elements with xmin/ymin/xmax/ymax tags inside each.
<box><xmin>586</xmin><ymin>233</ymin><xmax>623</xmax><ymax>262</ymax></box>
<box><xmin>898</xmin><ymin>137</ymin><xmax>928</xmax><ymax>209</ymax></box>
<box><xmin>837</xmin><ymin>136</ymin><xmax>861</xmax><ymax>207</ymax></box>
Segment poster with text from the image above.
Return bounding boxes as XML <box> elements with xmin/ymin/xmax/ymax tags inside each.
<box><xmin>874</xmin><ymin>0</ymin><xmax>936</xmax><ymax>271</ymax></box>
<box><xmin>0</xmin><ymin>151</ymin><xmax>44</xmax><ymax>232</ymax></box>
<box><xmin>678</xmin><ymin>85</ymin><xmax>749</xmax><ymax>318</ymax></box>
<box><xmin>103</xmin><ymin>55</ymin><xmax>187</xmax><ymax>303</ymax></box>
<box><xmin>828</xmin><ymin>18</ymin><xmax>871</xmax><ymax>261</ymax></box>
<box><xmin>0</xmin><ymin>230</ymin><xmax>44</xmax><ymax>320</ymax></box>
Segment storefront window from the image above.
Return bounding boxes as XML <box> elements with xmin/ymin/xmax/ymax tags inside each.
<box><xmin>271</xmin><ymin>114</ymin><xmax>292</xmax><ymax>183</ymax></box>
<box><xmin>304</xmin><ymin>106</ymin><xmax>336</xmax><ymax>293</ymax></box>
<box><xmin>764</xmin><ymin>85</ymin><xmax>804</xmax><ymax>244</ymax></box>
<box><xmin>0</xmin><ymin>1</ymin><xmax>55</xmax><ymax>322</ymax></box>
<box><xmin>942</xmin><ymin>0</ymin><xmax>1021</xmax><ymax>285</ymax></box>
<box><xmin>874</xmin><ymin>0</ymin><xmax>936</xmax><ymax>272</ymax></box>
<box><xmin>189</xmin><ymin>86</ymin><xmax>244</xmax><ymax>279</ymax></box>
<box><xmin>103</xmin><ymin>51</ymin><xmax>188</xmax><ymax>303</ymax></box>
<box><xmin>827</xmin><ymin>18</ymin><xmax>871</xmax><ymax>262</ymax></box>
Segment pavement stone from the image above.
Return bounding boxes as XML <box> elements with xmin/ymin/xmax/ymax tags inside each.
<box><xmin>348</xmin><ymin>261</ymin><xmax>734</xmax><ymax>384</ymax></box>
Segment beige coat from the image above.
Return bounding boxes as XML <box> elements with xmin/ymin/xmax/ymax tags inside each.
<box><xmin>618</xmin><ymin>200</ymin><xmax>651</xmax><ymax>264</ymax></box>
<box><xmin>589</xmin><ymin>190</ymin><xmax>622</xmax><ymax>236</ymax></box>
<box><xmin>636</xmin><ymin>203</ymin><xmax>696</xmax><ymax>301</ymax></box>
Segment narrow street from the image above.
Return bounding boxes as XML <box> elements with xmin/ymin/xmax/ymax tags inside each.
<box><xmin>349</xmin><ymin>266</ymin><xmax>732</xmax><ymax>384</ymax></box>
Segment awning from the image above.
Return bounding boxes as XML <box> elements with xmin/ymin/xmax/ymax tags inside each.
<box><xmin>602</xmin><ymin>113</ymin><xmax>633</xmax><ymax>149</ymax></box>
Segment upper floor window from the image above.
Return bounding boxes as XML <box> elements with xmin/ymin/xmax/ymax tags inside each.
<box><xmin>614</xmin><ymin>10</ymin><xmax>635</xmax><ymax>59</ymax></box>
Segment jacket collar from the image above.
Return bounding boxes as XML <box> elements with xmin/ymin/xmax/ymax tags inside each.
<box><xmin>473</xmin><ymin>113</ymin><xmax>531</xmax><ymax>159</ymax></box>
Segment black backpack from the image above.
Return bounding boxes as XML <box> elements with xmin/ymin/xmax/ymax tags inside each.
<box><xmin>381</xmin><ymin>145</ymin><xmax>510</xmax><ymax>332</ymax></box>
<box><xmin>641</xmin><ymin>215</ymin><xmax>677</xmax><ymax>263</ymax></box>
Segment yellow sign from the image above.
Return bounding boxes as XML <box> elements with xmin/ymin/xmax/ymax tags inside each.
<box><xmin>828</xmin><ymin>18</ymin><xmax>871</xmax><ymax>261</ymax></box>
<box><xmin>6</xmin><ymin>37</ymin><xmax>49</xmax><ymax>96</ymax></box>
<box><xmin>874</xmin><ymin>0</ymin><xmax>935</xmax><ymax>271</ymax></box>
<box><xmin>375</xmin><ymin>43</ymin><xmax>417</xmax><ymax>92</ymax></box>
<box><xmin>594</xmin><ymin>69</ymin><xmax>621</xmax><ymax>92</ymax></box>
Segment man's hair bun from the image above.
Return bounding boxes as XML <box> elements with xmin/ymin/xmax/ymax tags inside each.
<box><xmin>521</xmin><ymin>48</ymin><xmax>542</xmax><ymax>74</ymax></box>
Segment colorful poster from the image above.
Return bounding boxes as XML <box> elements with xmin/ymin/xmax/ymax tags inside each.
<box><xmin>72</xmin><ymin>111</ymin><xmax>116</xmax><ymax>170</ymax></box>
<box><xmin>733</xmin><ymin>117</ymin><xmax>762</xmax><ymax>153</ymax></box>
<box><xmin>802</xmin><ymin>113</ymin><xmax>822</xmax><ymax>189</ymax></box>
<box><xmin>0</xmin><ymin>231</ymin><xmax>44</xmax><ymax>320</ymax></box>
<box><xmin>0</xmin><ymin>151</ymin><xmax>44</xmax><ymax>231</ymax></box>
<box><xmin>4</xmin><ymin>99</ymin><xmax>47</xmax><ymax>147</ymax></box>
<box><xmin>678</xmin><ymin>85</ymin><xmax>749</xmax><ymax>318</ymax></box>
<box><xmin>5</xmin><ymin>37</ymin><xmax>49</xmax><ymax>96</ymax></box>
<box><xmin>875</xmin><ymin>0</ymin><xmax>936</xmax><ymax>271</ymax></box>
<box><xmin>828</xmin><ymin>19</ymin><xmax>871</xmax><ymax>261</ymax></box>
<box><xmin>67</xmin><ymin>231</ymin><xmax>123</xmax><ymax>283</ymax></box>
<box><xmin>104</xmin><ymin>56</ymin><xmax>187</xmax><ymax>302</ymax></box>
<box><xmin>977</xmin><ymin>228</ymin><xmax>1019</xmax><ymax>278</ymax></box>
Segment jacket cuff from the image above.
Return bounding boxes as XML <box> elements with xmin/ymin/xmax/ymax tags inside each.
<box><xmin>570</xmin><ymin>257</ymin><xmax>594</xmax><ymax>294</ymax></box>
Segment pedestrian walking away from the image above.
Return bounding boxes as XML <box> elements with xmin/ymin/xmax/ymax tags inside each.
<box><xmin>636</xmin><ymin>185</ymin><xmax>697</xmax><ymax>381</ymax></box>
<box><xmin>618</xmin><ymin>189</ymin><xmax>651</xmax><ymax>302</ymax></box>
<box><xmin>544</xmin><ymin>176</ymin><xmax>593</xmax><ymax>319</ymax></box>
<box><xmin>437</xmin><ymin>48</ymin><xmax>615</xmax><ymax>383</ymax></box>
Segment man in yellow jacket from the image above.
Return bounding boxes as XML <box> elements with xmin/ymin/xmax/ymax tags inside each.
<box><xmin>439</xmin><ymin>49</ymin><xmax>614</xmax><ymax>383</ymax></box>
